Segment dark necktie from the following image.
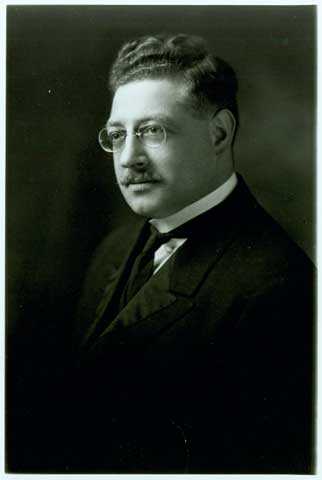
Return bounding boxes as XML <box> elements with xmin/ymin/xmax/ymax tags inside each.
<box><xmin>122</xmin><ymin>227</ymin><xmax>174</xmax><ymax>306</ymax></box>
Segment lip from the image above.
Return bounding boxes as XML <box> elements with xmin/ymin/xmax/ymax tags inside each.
<box><xmin>126</xmin><ymin>181</ymin><xmax>158</xmax><ymax>191</ymax></box>
<box><xmin>123</xmin><ymin>179</ymin><xmax>159</xmax><ymax>186</ymax></box>
<box><xmin>129</xmin><ymin>180</ymin><xmax>155</xmax><ymax>184</ymax></box>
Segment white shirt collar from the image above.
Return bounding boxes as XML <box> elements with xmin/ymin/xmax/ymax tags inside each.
<box><xmin>150</xmin><ymin>172</ymin><xmax>238</xmax><ymax>234</ymax></box>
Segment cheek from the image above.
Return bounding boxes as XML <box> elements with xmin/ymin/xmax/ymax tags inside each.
<box><xmin>160</xmin><ymin>149</ymin><xmax>195</xmax><ymax>183</ymax></box>
<box><xmin>157</xmin><ymin>162</ymin><xmax>181</xmax><ymax>184</ymax></box>
<box><xmin>113</xmin><ymin>159</ymin><xmax>121</xmax><ymax>178</ymax></box>
<box><xmin>158</xmin><ymin>145</ymin><xmax>186</xmax><ymax>177</ymax></box>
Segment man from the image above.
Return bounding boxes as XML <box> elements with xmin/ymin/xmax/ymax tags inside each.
<box><xmin>70</xmin><ymin>34</ymin><xmax>314</xmax><ymax>473</ymax></box>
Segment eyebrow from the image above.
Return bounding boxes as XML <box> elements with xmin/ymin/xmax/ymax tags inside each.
<box><xmin>106</xmin><ymin>114</ymin><xmax>177</xmax><ymax>129</ymax></box>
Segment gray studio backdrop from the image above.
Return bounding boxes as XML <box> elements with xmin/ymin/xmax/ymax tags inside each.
<box><xmin>7</xmin><ymin>6</ymin><xmax>315</xmax><ymax>344</ymax></box>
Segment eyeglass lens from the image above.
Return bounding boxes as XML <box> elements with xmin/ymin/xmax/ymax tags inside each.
<box><xmin>99</xmin><ymin>124</ymin><xmax>166</xmax><ymax>153</ymax></box>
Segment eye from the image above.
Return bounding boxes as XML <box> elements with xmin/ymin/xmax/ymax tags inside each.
<box><xmin>107</xmin><ymin>129</ymin><xmax>126</xmax><ymax>143</ymax></box>
<box><xmin>141</xmin><ymin>124</ymin><xmax>164</xmax><ymax>138</ymax></box>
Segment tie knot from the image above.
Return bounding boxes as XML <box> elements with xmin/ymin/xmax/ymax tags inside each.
<box><xmin>152</xmin><ymin>228</ymin><xmax>174</xmax><ymax>242</ymax></box>
<box><xmin>149</xmin><ymin>223</ymin><xmax>190</xmax><ymax>245</ymax></box>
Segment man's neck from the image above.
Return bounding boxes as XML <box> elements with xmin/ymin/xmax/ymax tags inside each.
<box><xmin>150</xmin><ymin>172</ymin><xmax>238</xmax><ymax>234</ymax></box>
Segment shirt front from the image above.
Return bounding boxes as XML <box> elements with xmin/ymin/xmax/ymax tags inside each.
<box><xmin>150</xmin><ymin>172</ymin><xmax>238</xmax><ymax>274</ymax></box>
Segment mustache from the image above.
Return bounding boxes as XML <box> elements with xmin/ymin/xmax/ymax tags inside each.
<box><xmin>119</xmin><ymin>172</ymin><xmax>162</xmax><ymax>186</ymax></box>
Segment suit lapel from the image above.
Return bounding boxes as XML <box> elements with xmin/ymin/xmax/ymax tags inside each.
<box><xmin>87</xmin><ymin>264</ymin><xmax>194</xmax><ymax>354</ymax></box>
<box><xmin>169</xmin><ymin>175</ymin><xmax>259</xmax><ymax>297</ymax></box>
<box><xmin>86</xmin><ymin>211</ymin><xmax>241</xmax><ymax>352</ymax></box>
<box><xmin>84</xmin><ymin>177</ymin><xmax>258</xmax><ymax>352</ymax></box>
<box><xmin>80</xmin><ymin>221</ymin><xmax>149</xmax><ymax>348</ymax></box>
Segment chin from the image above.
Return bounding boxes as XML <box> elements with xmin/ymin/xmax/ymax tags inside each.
<box><xmin>127</xmin><ymin>202</ymin><xmax>157</xmax><ymax>218</ymax></box>
<box><xmin>126</xmin><ymin>199</ymin><xmax>166</xmax><ymax>218</ymax></box>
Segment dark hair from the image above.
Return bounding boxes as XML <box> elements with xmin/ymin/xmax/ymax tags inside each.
<box><xmin>109</xmin><ymin>33</ymin><xmax>239</xmax><ymax>131</ymax></box>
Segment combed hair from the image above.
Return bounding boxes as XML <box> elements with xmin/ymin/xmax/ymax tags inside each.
<box><xmin>109</xmin><ymin>33</ymin><xmax>239</xmax><ymax>130</ymax></box>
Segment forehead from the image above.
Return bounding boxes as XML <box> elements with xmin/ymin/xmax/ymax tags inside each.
<box><xmin>108</xmin><ymin>78</ymin><xmax>191</xmax><ymax>126</ymax></box>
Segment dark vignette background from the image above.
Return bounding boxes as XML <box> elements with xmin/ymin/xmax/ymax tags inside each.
<box><xmin>6</xmin><ymin>5</ymin><xmax>315</xmax><ymax>472</ymax></box>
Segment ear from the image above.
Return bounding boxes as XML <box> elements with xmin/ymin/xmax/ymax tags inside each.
<box><xmin>209</xmin><ymin>109</ymin><xmax>236</xmax><ymax>153</ymax></box>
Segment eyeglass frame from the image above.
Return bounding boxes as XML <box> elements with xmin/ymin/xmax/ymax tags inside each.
<box><xmin>98</xmin><ymin>122</ymin><xmax>167</xmax><ymax>154</ymax></box>
<box><xmin>98</xmin><ymin>107</ymin><xmax>224</xmax><ymax>154</ymax></box>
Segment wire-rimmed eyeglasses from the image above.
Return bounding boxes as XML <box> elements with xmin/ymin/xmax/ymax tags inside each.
<box><xmin>98</xmin><ymin>123</ymin><xmax>167</xmax><ymax>153</ymax></box>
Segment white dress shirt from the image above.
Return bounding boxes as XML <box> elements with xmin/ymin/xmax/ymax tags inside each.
<box><xmin>149</xmin><ymin>172</ymin><xmax>238</xmax><ymax>274</ymax></box>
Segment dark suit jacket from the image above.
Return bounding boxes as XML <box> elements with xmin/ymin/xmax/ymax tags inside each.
<box><xmin>69</xmin><ymin>176</ymin><xmax>314</xmax><ymax>473</ymax></box>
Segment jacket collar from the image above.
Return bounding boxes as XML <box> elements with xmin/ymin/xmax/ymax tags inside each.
<box><xmin>169</xmin><ymin>175</ymin><xmax>259</xmax><ymax>297</ymax></box>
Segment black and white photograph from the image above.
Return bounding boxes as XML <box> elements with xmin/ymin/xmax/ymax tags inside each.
<box><xmin>5</xmin><ymin>3</ymin><xmax>316</xmax><ymax>475</ymax></box>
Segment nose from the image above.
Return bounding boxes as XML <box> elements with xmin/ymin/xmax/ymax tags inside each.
<box><xmin>118</xmin><ymin>132</ymin><xmax>148</xmax><ymax>169</ymax></box>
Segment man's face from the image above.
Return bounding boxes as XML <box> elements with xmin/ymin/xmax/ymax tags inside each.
<box><xmin>108</xmin><ymin>78</ymin><xmax>218</xmax><ymax>218</ymax></box>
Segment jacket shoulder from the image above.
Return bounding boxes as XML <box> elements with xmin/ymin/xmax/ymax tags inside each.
<box><xmin>92</xmin><ymin>223</ymin><xmax>141</xmax><ymax>268</ymax></box>
<box><xmin>230</xmin><ymin>194</ymin><xmax>314</xmax><ymax>285</ymax></box>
